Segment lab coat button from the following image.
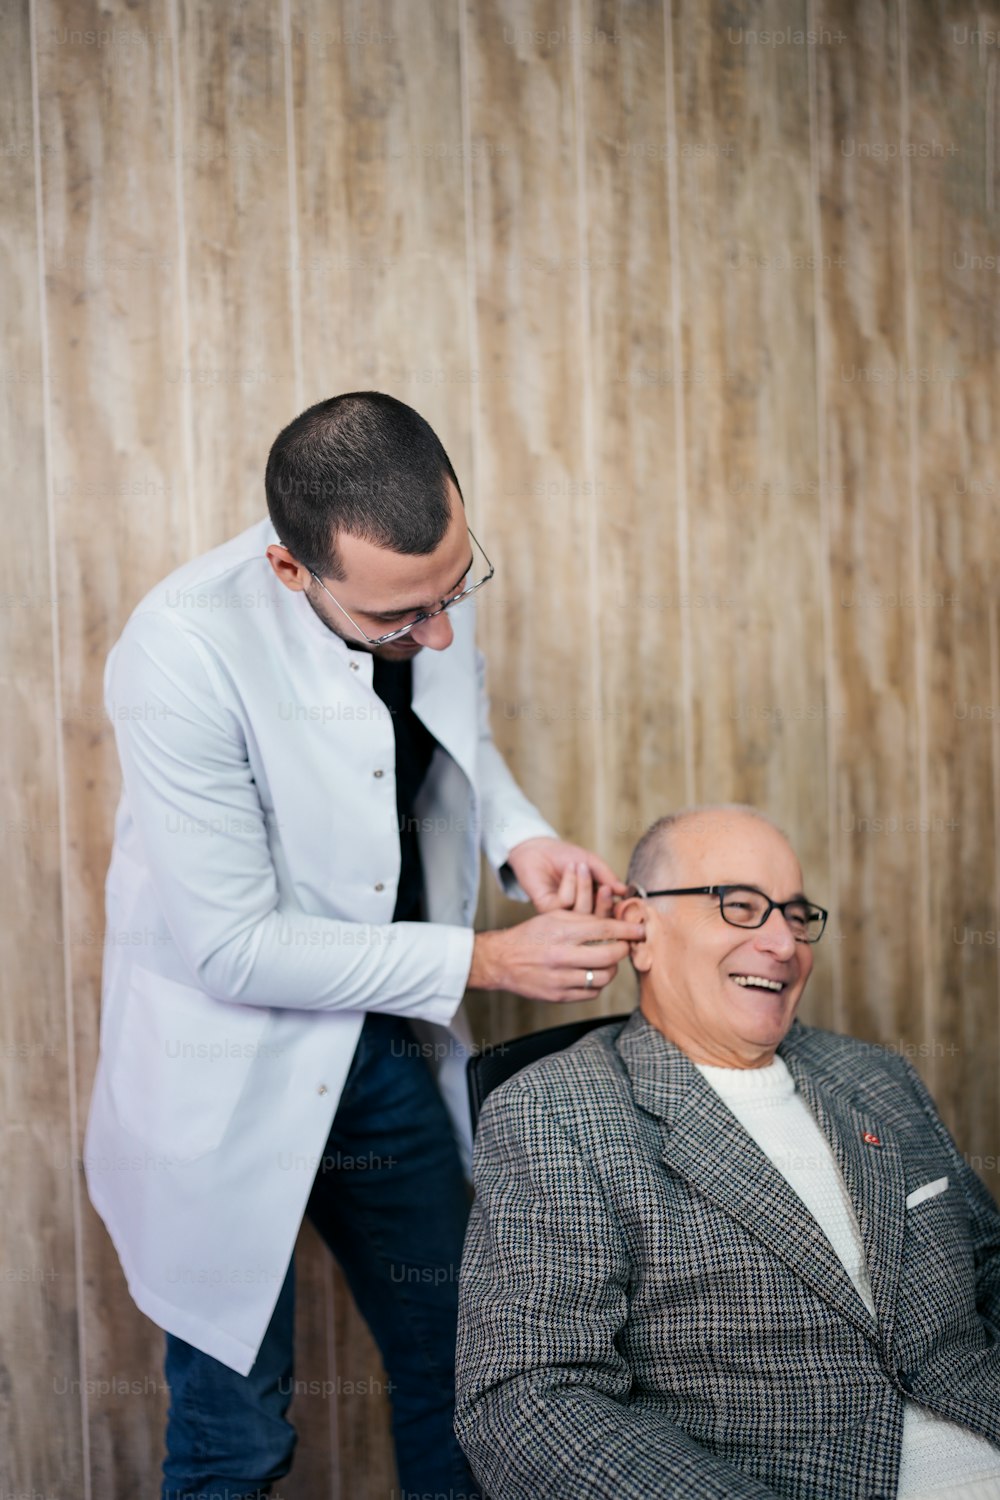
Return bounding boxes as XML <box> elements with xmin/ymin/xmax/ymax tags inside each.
<box><xmin>317</xmin><ymin>1084</ymin><xmax>328</xmax><ymax>1095</ymax></box>
<box><xmin>349</xmin><ymin>661</ymin><xmax>359</xmax><ymax>671</ymax></box>
<box><xmin>373</xmin><ymin>769</ymin><xmax>384</xmax><ymax>778</ymax></box>
<box><xmin>374</xmin><ymin>882</ymin><xmax>385</xmax><ymax>892</ymax></box>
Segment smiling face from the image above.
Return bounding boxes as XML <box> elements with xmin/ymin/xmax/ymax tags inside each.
<box><xmin>626</xmin><ymin>810</ymin><xmax>815</xmax><ymax>1068</ymax></box>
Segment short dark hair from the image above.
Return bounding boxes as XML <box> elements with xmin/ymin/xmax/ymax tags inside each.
<box><xmin>265</xmin><ymin>391</ymin><xmax>462</xmax><ymax>580</ymax></box>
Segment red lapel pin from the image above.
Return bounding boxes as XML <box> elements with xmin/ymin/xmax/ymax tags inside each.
<box><xmin>862</xmin><ymin>1131</ymin><xmax>882</xmax><ymax>1146</ymax></box>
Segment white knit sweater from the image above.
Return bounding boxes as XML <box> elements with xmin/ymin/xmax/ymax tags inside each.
<box><xmin>694</xmin><ymin>1054</ymin><xmax>1000</xmax><ymax>1500</ymax></box>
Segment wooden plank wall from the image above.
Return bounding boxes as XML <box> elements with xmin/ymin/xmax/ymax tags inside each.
<box><xmin>2</xmin><ymin>0</ymin><xmax>998</xmax><ymax>1493</ymax></box>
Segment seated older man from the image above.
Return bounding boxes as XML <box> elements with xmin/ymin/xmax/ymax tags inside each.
<box><xmin>454</xmin><ymin>806</ymin><xmax>1000</xmax><ymax>1500</ymax></box>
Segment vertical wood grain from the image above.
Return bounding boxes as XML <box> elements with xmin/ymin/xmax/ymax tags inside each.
<box><xmin>35</xmin><ymin>0</ymin><xmax>190</xmax><ymax>1490</ymax></box>
<box><xmin>671</xmin><ymin>0</ymin><xmax>832</xmax><ymax>1023</ymax></box>
<box><xmin>0</xmin><ymin>1</ymin><xmax>86</xmax><ymax>1492</ymax></box>
<box><xmin>573</xmin><ymin>0</ymin><xmax>688</xmax><ymax>1020</ymax></box>
<box><xmin>5</xmin><ymin>0</ymin><xmax>1000</xmax><ymax>1494</ymax></box>
<box><xmin>292</xmin><ymin>0</ymin><xmax>473</xmax><ymax>483</ymax></box>
<box><xmin>811</xmin><ymin>0</ymin><xmax>922</xmax><ymax>1045</ymax></box>
<box><xmin>463</xmin><ymin>0</ymin><xmax>599</xmax><ymax>1041</ymax></box>
<box><xmin>905</xmin><ymin>0</ymin><xmax>1000</xmax><ymax>1180</ymax></box>
<box><xmin>174</xmin><ymin>0</ymin><xmax>299</xmax><ymax>551</ymax></box>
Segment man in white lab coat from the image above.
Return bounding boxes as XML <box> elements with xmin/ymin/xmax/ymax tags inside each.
<box><xmin>84</xmin><ymin>391</ymin><xmax>642</xmax><ymax>1500</ymax></box>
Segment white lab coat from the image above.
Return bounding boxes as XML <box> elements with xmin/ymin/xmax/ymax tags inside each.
<box><xmin>83</xmin><ymin>516</ymin><xmax>557</xmax><ymax>1375</ymax></box>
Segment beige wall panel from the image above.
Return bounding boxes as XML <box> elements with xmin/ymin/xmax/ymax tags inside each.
<box><xmin>907</xmin><ymin>0</ymin><xmax>1000</xmax><ymax>1177</ymax></box>
<box><xmin>292</xmin><ymin>0</ymin><xmax>473</xmax><ymax>485</ymax></box>
<box><xmin>812</xmin><ymin>0</ymin><xmax>921</xmax><ymax>1046</ymax></box>
<box><xmin>464</xmin><ymin>0</ymin><xmax>595</xmax><ymax>839</ymax></box>
<box><xmin>36</xmin><ymin>0</ymin><xmax>190</xmax><ymax>1489</ymax></box>
<box><xmin>671</xmin><ymin>0</ymin><xmax>831</xmax><ymax>1022</ymax></box>
<box><xmin>464</xmin><ymin>0</ymin><xmax>599</xmax><ymax>1040</ymax></box>
<box><xmin>8</xmin><ymin>0</ymin><xmax>1000</xmax><ymax>1491</ymax></box>
<box><xmin>572</xmin><ymin>0</ymin><xmax>687</xmax><ymax>1021</ymax></box>
<box><xmin>0</xmin><ymin>2</ymin><xmax>85</xmax><ymax>1491</ymax></box>
<box><xmin>175</xmin><ymin>0</ymin><xmax>299</xmax><ymax>550</ymax></box>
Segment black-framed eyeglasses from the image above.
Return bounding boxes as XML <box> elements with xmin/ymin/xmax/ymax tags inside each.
<box><xmin>308</xmin><ymin>527</ymin><xmax>494</xmax><ymax>647</ymax></box>
<box><xmin>628</xmin><ymin>883</ymin><xmax>828</xmax><ymax>944</ymax></box>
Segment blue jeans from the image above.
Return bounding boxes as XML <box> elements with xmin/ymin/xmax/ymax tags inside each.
<box><xmin>161</xmin><ymin>1012</ymin><xmax>481</xmax><ymax>1499</ymax></box>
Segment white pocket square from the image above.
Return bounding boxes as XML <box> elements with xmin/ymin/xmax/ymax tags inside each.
<box><xmin>906</xmin><ymin>1176</ymin><xmax>949</xmax><ymax>1210</ymax></box>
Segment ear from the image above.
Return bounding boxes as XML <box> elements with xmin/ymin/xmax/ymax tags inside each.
<box><xmin>615</xmin><ymin>895</ymin><xmax>654</xmax><ymax>974</ymax></box>
<box><xmin>266</xmin><ymin>544</ymin><xmax>311</xmax><ymax>593</ymax></box>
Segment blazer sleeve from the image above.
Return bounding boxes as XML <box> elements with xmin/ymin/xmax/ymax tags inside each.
<box><xmin>894</xmin><ymin>1053</ymin><xmax>1000</xmax><ymax>1338</ymax></box>
<box><xmin>105</xmin><ymin>611</ymin><xmax>472</xmax><ymax>1018</ymax></box>
<box><xmin>473</xmin><ymin>645</ymin><xmax>560</xmax><ymax>900</ymax></box>
<box><xmin>454</xmin><ymin>1078</ymin><xmax>781</xmax><ymax>1499</ymax></box>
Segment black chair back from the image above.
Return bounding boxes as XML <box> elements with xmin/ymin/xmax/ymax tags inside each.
<box><xmin>467</xmin><ymin>1012</ymin><xmax>632</xmax><ymax>1135</ymax></box>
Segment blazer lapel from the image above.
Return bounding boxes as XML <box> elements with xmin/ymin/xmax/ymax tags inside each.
<box><xmin>779</xmin><ymin>1037</ymin><xmax>906</xmax><ymax>1347</ymax></box>
<box><xmin>617</xmin><ymin>1013</ymin><xmax>880</xmax><ymax>1345</ymax></box>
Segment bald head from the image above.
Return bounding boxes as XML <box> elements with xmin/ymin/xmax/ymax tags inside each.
<box><xmin>621</xmin><ymin>805</ymin><xmax>816</xmax><ymax>1068</ymax></box>
<box><xmin>626</xmin><ymin>805</ymin><xmax>789</xmax><ymax>895</ymax></box>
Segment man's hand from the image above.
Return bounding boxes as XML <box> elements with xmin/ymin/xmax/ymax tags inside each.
<box><xmin>469</xmin><ymin>865</ymin><xmax>644</xmax><ymax>1003</ymax></box>
<box><xmin>506</xmin><ymin>836</ymin><xmax>628</xmax><ymax>914</ymax></box>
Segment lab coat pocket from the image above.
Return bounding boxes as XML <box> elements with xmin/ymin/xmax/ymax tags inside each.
<box><xmin>108</xmin><ymin>964</ymin><xmax>269</xmax><ymax>1161</ymax></box>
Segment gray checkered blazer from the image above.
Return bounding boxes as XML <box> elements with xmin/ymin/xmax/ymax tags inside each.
<box><xmin>455</xmin><ymin>1009</ymin><xmax>1000</xmax><ymax>1499</ymax></box>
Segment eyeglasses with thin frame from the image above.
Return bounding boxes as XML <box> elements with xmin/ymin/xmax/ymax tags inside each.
<box><xmin>307</xmin><ymin>527</ymin><xmax>495</xmax><ymax>647</ymax></box>
<box><xmin>628</xmin><ymin>883</ymin><xmax>828</xmax><ymax>944</ymax></box>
